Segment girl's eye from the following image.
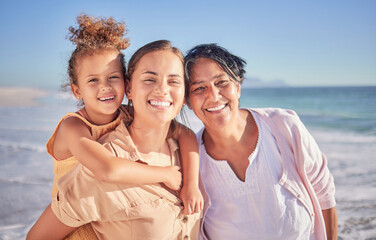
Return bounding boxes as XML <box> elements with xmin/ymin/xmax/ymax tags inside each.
<box><xmin>109</xmin><ymin>76</ymin><xmax>122</xmax><ymax>82</ymax></box>
<box><xmin>88</xmin><ymin>78</ymin><xmax>98</xmax><ymax>83</ymax></box>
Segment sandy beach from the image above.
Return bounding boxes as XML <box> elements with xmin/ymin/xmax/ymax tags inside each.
<box><xmin>0</xmin><ymin>87</ymin><xmax>50</xmax><ymax>107</ymax></box>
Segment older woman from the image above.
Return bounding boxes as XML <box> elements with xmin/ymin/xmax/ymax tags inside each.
<box><xmin>184</xmin><ymin>44</ymin><xmax>338</xmax><ymax>240</ymax></box>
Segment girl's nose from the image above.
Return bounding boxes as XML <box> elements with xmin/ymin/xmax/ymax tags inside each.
<box><xmin>100</xmin><ymin>81</ymin><xmax>112</xmax><ymax>91</ymax></box>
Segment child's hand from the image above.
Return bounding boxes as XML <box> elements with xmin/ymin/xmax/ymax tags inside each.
<box><xmin>163</xmin><ymin>166</ymin><xmax>182</xmax><ymax>191</ymax></box>
<box><xmin>180</xmin><ymin>184</ymin><xmax>203</xmax><ymax>215</ymax></box>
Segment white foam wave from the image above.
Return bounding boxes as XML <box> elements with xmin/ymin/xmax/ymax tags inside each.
<box><xmin>0</xmin><ymin>87</ymin><xmax>50</xmax><ymax>107</ymax></box>
<box><xmin>0</xmin><ymin>140</ymin><xmax>45</xmax><ymax>153</ymax></box>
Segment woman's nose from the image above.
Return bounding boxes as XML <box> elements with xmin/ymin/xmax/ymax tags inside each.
<box><xmin>206</xmin><ymin>86</ymin><xmax>220</xmax><ymax>101</ymax></box>
<box><xmin>155</xmin><ymin>81</ymin><xmax>168</xmax><ymax>95</ymax></box>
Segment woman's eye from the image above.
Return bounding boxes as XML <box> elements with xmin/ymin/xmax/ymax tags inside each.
<box><xmin>169</xmin><ymin>79</ymin><xmax>181</xmax><ymax>85</ymax></box>
<box><xmin>144</xmin><ymin>79</ymin><xmax>155</xmax><ymax>84</ymax></box>
<box><xmin>216</xmin><ymin>80</ymin><xmax>228</xmax><ymax>86</ymax></box>
<box><xmin>191</xmin><ymin>86</ymin><xmax>205</xmax><ymax>93</ymax></box>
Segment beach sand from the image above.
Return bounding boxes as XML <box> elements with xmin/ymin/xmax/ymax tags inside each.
<box><xmin>0</xmin><ymin>87</ymin><xmax>50</xmax><ymax>107</ymax></box>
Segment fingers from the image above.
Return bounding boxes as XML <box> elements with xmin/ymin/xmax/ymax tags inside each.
<box><xmin>183</xmin><ymin>200</ymin><xmax>203</xmax><ymax>215</ymax></box>
<box><xmin>184</xmin><ymin>203</ymin><xmax>192</xmax><ymax>215</ymax></box>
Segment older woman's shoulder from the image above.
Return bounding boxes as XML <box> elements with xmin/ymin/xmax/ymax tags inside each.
<box><xmin>250</xmin><ymin>108</ymin><xmax>298</xmax><ymax>119</ymax></box>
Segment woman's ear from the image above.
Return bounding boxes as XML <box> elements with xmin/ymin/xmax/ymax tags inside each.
<box><xmin>184</xmin><ymin>98</ymin><xmax>192</xmax><ymax>109</ymax></box>
<box><xmin>125</xmin><ymin>83</ymin><xmax>132</xmax><ymax>99</ymax></box>
<box><xmin>71</xmin><ymin>84</ymin><xmax>81</xmax><ymax>100</ymax></box>
<box><xmin>236</xmin><ymin>82</ymin><xmax>241</xmax><ymax>99</ymax></box>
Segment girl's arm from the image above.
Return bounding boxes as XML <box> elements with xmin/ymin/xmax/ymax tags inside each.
<box><xmin>26</xmin><ymin>204</ymin><xmax>75</xmax><ymax>240</ymax></box>
<box><xmin>58</xmin><ymin>117</ymin><xmax>181</xmax><ymax>190</ymax></box>
<box><xmin>175</xmin><ymin>123</ymin><xmax>203</xmax><ymax>215</ymax></box>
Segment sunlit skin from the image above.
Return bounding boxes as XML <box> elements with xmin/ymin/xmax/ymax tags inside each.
<box><xmin>188</xmin><ymin>58</ymin><xmax>241</xmax><ymax>130</ymax></box>
<box><xmin>71</xmin><ymin>51</ymin><xmax>125</xmax><ymax>125</ymax></box>
<box><xmin>127</xmin><ymin>50</ymin><xmax>185</xmax><ymax>131</ymax></box>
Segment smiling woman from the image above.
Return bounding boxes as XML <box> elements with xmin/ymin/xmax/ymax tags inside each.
<box><xmin>0</xmin><ymin>87</ymin><xmax>49</xmax><ymax>107</ymax></box>
<box><xmin>184</xmin><ymin>43</ymin><xmax>338</xmax><ymax>240</ymax></box>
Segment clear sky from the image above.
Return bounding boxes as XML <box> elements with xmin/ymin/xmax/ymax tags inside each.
<box><xmin>0</xmin><ymin>0</ymin><xmax>375</xmax><ymax>89</ymax></box>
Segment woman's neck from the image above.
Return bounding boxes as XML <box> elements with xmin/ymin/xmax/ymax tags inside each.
<box><xmin>128</xmin><ymin>119</ymin><xmax>171</xmax><ymax>154</ymax></box>
<box><xmin>204</xmin><ymin>109</ymin><xmax>251</xmax><ymax>150</ymax></box>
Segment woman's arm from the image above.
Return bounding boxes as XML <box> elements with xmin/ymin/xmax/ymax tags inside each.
<box><xmin>26</xmin><ymin>204</ymin><xmax>76</xmax><ymax>240</ymax></box>
<box><xmin>322</xmin><ymin>207</ymin><xmax>338</xmax><ymax>240</ymax></box>
<box><xmin>58</xmin><ymin>117</ymin><xmax>181</xmax><ymax>189</ymax></box>
<box><xmin>176</xmin><ymin>123</ymin><xmax>203</xmax><ymax>215</ymax></box>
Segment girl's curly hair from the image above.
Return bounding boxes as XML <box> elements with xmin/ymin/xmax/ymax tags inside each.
<box><xmin>66</xmin><ymin>14</ymin><xmax>130</xmax><ymax>87</ymax></box>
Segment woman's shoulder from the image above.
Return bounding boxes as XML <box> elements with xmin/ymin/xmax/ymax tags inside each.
<box><xmin>250</xmin><ymin>107</ymin><xmax>298</xmax><ymax>119</ymax></box>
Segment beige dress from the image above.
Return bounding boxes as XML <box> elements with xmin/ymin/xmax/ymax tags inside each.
<box><xmin>47</xmin><ymin>106</ymin><xmax>130</xmax><ymax>239</ymax></box>
<box><xmin>51</xmin><ymin>120</ymin><xmax>201</xmax><ymax>240</ymax></box>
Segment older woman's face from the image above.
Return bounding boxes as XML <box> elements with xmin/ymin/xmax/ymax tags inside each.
<box><xmin>188</xmin><ymin>58</ymin><xmax>240</xmax><ymax>129</ymax></box>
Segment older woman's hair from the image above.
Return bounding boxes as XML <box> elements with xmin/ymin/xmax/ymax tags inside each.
<box><xmin>184</xmin><ymin>44</ymin><xmax>247</xmax><ymax>88</ymax></box>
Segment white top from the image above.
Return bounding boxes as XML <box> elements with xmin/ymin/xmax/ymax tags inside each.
<box><xmin>199</xmin><ymin>110</ymin><xmax>314</xmax><ymax>240</ymax></box>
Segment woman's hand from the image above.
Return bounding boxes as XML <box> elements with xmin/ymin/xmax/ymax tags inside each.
<box><xmin>180</xmin><ymin>183</ymin><xmax>203</xmax><ymax>215</ymax></box>
<box><xmin>163</xmin><ymin>166</ymin><xmax>182</xmax><ymax>190</ymax></box>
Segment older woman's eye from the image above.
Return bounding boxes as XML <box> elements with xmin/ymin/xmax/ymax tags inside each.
<box><xmin>216</xmin><ymin>80</ymin><xmax>229</xmax><ymax>86</ymax></box>
<box><xmin>191</xmin><ymin>86</ymin><xmax>205</xmax><ymax>93</ymax></box>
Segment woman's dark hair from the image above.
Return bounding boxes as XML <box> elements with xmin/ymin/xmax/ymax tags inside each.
<box><xmin>126</xmin><ymin>40</ymin><xmax>184</xmax><ymax>81</ymax></box>
<box><xmin>184</xmin><ymin>43</ymin><xmax>246</xmax><ymax>97</ymax></box>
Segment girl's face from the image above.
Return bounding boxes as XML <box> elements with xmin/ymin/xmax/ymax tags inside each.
<box><xmin>71</xmin><ymin>50</ymin><xmax>125</xmax><ymax>124</ymax></box>
<box><xmin>188</xmin><ymin>57</ymin><xmax>241</xmax><ymax>129</ymax></box>
<box><xmin>127</xmin><ymin>50</ymin><xmax>185</xmax><ymax>127</ymax></box>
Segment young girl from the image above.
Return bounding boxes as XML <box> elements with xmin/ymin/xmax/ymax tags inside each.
<box><xmin>27</xmin><ymin>15</ymin><xmax>202</xmax><ymax>239</ymax></box>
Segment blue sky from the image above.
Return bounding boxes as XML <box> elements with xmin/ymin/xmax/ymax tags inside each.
<box><xmin>0</xmin><ymin>0</ymin><xmax>375</xmax><ymax>89</ymax></box>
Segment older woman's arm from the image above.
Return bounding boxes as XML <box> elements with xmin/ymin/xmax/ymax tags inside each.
<box><xmin>322</xmin><ymin>206</ymin><xmax>338</xmax><ymax>240</ymax></box>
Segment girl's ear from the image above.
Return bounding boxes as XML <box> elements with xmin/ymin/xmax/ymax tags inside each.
<box><xmin>71</xmin><ymin>84</ymin><xmax>81</xmax><ymax>100</ymax></box>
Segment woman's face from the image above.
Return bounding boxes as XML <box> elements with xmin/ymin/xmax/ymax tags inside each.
<box><xmin>127</xmin><ymin>50</ymin><xmax>185</xmax><ymax>127</ymax></box>
<box><xmin>188</xmin><ymin>57</ymin><xmax>241</xmax><ymax>129</ymax></box>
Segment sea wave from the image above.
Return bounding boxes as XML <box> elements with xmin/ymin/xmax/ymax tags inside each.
<box><xmin>0</xmin><ymin>140</ymin><xmax>45</xmax><ymax>153</ymax></box>
<box><xmin>0</xmin><ymin>87</ymin><xmax>50</xmax><ymax>107</ymax></box>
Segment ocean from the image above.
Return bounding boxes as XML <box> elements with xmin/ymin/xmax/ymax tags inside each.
<box><xmin>0</xmin><ymin>86</ymin><xmax>375</xmax><ymax>239</ymax></box>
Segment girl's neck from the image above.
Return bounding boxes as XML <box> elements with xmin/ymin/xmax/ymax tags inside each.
<box><xmin>80</xmin><ymin>108</ymin><xmax>119</xmax><ymax>125</ymax></box>
<box><xmin>128</xmin><ymin>119</ymin><xmax>171</xmax><ymax>154</ymax></box>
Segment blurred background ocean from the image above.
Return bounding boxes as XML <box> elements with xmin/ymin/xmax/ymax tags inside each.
<box><xmin>0</xmin><ymin>86</ymin><xmax>375</xmax><ymax>239</ymax></box>
<box><xmin>1</xmin><ymin>1</ymin><xmax>375</xmax><ymax>239</ymax></box>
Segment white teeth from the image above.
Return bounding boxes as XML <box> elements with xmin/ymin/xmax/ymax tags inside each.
<box><xmin>150</xmin><ymin>100</ymin><xmax>171</xmax><ymax>107</ymax></box>
<box><xmin>206</xmin><ymin>104</ymin><xmax>226</xmax><ymax>112</ymax></box>
<box><xmin>99</xmin><ymin>96</ymin><xmax>115</xmax><ymax>101</ymax></box>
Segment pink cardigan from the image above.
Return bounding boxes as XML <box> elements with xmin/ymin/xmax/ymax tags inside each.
<box><xmin>198</xmin><ymin>108</ymin><xmax>336</xmax><ymax>240</ymax></box>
